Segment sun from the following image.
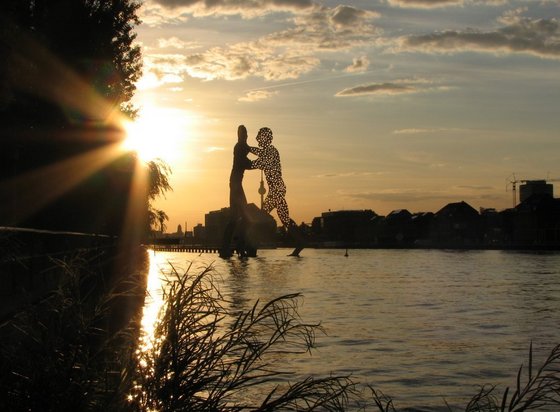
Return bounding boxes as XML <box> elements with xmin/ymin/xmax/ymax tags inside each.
<box><xmin>122</xmin><ymin>105</ymin><xmax>194</xmax><ymax>163</ymax></box>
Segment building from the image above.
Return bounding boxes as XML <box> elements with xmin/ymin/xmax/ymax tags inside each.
<box><xmin>430</xmin><ymin>201</ymin><xmax>482</xmax><ymax>247</ymax></box>
<box><xmin>204</xmin><ymin>204</ymin><xmax>277</xmax><ymax>247</ymax></box>
<box><xmin>520</xmin><ymin>180</ymin><xmax>553</xmax><ymax>203</ymax></box>
<box><xmin>316</xmin><ymin>210</ymin><xmax>377</xmax><ymax>245</ymax></box>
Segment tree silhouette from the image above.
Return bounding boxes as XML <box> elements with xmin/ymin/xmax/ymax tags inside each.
<box><xmin>147</xmin><ymin>158</ymin><xmax>173</xmax><ymax>234</ymax></box>
<box><xmin>1</xmin><ymin>0</ymin><xmax>142</xmax><ymax>117</ymax></box>
<box><xmin>155</xmin><ymin>210</ymin><xmax>169</xmax><ymax>234</ymax></box>
<box><xmin>0</xmin><ymin>0</ymin><xmax>145</xmax><ymax>234</ymax></box>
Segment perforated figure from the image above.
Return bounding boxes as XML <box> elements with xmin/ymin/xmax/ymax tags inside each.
<box><xmin>250</xmin><ymin>127</ymin><xmax>304</xmax><ymax>256</ymax></box>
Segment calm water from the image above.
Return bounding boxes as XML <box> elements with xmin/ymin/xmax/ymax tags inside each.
<box><xmin>142</xmin><ymin>248</ymin><xmax>560</xmax><ymax>410</ymax></box>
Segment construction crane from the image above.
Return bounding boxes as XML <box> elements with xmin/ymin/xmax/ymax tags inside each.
<box><xmin>507</xmin><ymin>175</ymin><xmax>560</xmax><ymax>207</ymax></box>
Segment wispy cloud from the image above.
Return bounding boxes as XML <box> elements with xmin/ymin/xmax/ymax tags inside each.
<box><xmin>315</xmin><ymin>171</ymin><xmax>383</xmax><ymax>178</ymax></box>
<box><xmin>397</xmin><ymin>17</ymin><xmax>560</xmax><ymax>59</ymax></box>
<box><xmin>387</xmin><ymin>0</ymin><xmax>506</xmax><ymax>9</ymax></box>
<box><xmin>346</xmin><ymin>189</ymin><xmax>455</xmax><ymax>203</ymax></box>
<box><xmin>336</xmin><ymin>82</ymin><xmax>417</xmax><ymax>96</ymax></box>
<box><xmin>335</xmin><ymin>78</ymin><xmax>446</xmax><ymax>97</ymax></box>
<box><xmin>238</xmin><ymin>90</ymin><xmax>277</xmax><ymax>102</ymax></box>
<box><xmin>392</xmin><ymin>127</ymin><xmax>468</xmax><ymax>134</ymax></box>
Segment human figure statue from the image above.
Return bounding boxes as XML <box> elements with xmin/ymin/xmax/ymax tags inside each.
<box><xmin>220</xmin><ymin>125</ymin><xmax>253</xmax><ymax>258</ymax></box>
<box><xmin>250</xmin><ymin>127</ymin><xmax>304</xmax><ymax>256</ymax></box>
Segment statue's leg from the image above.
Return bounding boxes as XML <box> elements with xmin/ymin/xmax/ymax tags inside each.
<box><xmin>276</xmin><ymin>198</ymin><xmax>305</xmax><ymax>256</ymax></box>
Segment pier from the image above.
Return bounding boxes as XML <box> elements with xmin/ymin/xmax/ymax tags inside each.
<box><xmin>150</xmin><ymin>244</ymin><xmax>223</xmax><ymax>254</ymax></box>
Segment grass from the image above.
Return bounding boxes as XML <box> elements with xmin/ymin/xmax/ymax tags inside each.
<box><xmin>2</xmin><ymin>253</ymin><xmax>560</xmax><ymax>411</ymax></box>
<box><xmin>128</xmin><ymin>263</ymin><xmax>353</xmax><ymax>411</ymax></box>
<box><xmin>0</xmin><ymin>251</ymin><xmax>146</xmax><ymax>411</ymax></box>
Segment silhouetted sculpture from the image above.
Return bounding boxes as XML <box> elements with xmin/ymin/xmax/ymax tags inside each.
<box><xmin>220</xmin><ymin>125</ymin><xmax>254</xmax><ymax>258</ymax></box>
<box><xmin>250</xmin><ymin>127</ymin><xmax>304</xmax><ymax>256</ymax></box>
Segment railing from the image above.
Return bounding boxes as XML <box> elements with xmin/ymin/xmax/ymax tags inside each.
<box><xmin>150</xmin><ymin>243</ymin><xmax>222</xmax><ymax>254</ymax></box>
<box><xmin>0</xmin><ymin>227</ymin><xmax>118</xmax><ymax>321</ymax></box>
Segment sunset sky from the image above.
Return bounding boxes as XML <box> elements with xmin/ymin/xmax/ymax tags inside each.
<box><xmin>130</xmin><ymin>0</ymin><xmax>560</xmax><ymax>232</ymax></box>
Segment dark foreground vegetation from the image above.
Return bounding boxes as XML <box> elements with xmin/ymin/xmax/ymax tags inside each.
<box><xmin>2</xmin><ymin>251</ymin><xmax>560</xmax><ymax>411</ymax></box>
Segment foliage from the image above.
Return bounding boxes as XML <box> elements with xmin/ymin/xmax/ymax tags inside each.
<box><xmin>146</xmin><ymin>158</ymin><xmax>173</xmax><ymax>233</ymax></box>
<box><xmin>0</xmin><ymin>0</ymin><xmax>142</xmax><ymax>117</ymax></box>
<box><xmin>0</xmin><ymin>251</ymin><xmax>146</xmax><ymax>411</ymax></box>
<box><xmin>147</xmin><ymin>158</ymin><xmax>172</xmax><ymax>202</ymax></box>
<box><xmin>129</xmin><ymin>264</ymin><xmax>354</xmax><ymax>411</ymax></box>
<box><xmin>464</xmin><ymin>342</ymin><xmax>560</xmax><ymax>412</ymax></box>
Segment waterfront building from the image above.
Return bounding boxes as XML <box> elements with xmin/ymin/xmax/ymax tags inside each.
<box><xmin>519</xmin><ymin>180</ymin><xmax>554</xmax><ymax>203</ymax></box>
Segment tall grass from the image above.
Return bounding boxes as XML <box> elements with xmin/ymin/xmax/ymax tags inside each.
<box><xmin>128</xmin><ymin>264</ymin><xmax>353</xmax><ymax>411</ymax></box>
<box><xmin>0</xmin><ymin>251</ymin><xmax>145</xmax><ymax>411</ymax></box>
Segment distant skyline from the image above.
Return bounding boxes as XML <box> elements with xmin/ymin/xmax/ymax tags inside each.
<box><xmin>130</xmin><ymin>0</ymin><xmax>560</xmax><ymax>231</ymax></box>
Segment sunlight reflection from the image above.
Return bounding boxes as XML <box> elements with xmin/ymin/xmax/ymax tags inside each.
<box><xmin>138</xmin><ymin>250</ymin><xmax>167</xmax><ymax>352</ymax></box>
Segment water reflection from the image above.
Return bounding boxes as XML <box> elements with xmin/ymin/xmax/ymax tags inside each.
<box><xmin>139</xmin><ymin>250</ymin><xmax>168</xmax><ymax>351</ymax></box>
<box><xmin>138</xmin><ymin>248</ymin><xmax>560</xmax><ymax>410</ymax></box>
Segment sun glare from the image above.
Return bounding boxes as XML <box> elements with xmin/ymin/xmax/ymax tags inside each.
<box><xmin>123</xmin><ymin>105</ymin><xmax>194</xmax><ymax>163</ymax></box>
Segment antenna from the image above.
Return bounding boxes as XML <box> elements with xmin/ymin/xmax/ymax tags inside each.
<box><xmin>258</xmin><ymin>169</ymin><xmax>266</xmax><ymax>209</ymax></box>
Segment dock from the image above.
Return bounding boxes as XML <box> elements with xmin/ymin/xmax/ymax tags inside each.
<box><xmin>149</xmin><ymin>244</ymin><xmax>223</xmax><ymax>254</ymax></box>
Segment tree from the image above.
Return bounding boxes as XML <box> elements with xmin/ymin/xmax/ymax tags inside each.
<box><xmin>146</xmin><ymin>158</ymin><xmax>173</xmax><ymax>234</ymax></box>
<box><xmin>1</xmin><ymin>0</ymin><xmax>142</xmax><ymax>118</ymax></box>
<box><xmin>0</xmin><ymin>0</ymin><xmax>145</xmax><ymax>234</ymax></box>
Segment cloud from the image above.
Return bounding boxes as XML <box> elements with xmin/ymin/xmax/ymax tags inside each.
<box><xmin>345</xmin><ymin>56</ymin><xmax>370</xmax><ymax>73</ymax></box>
<box><xmin>267</xmin><ymin>5</ymin><xmax>380</xmax><ymax>51</ymax></box>
<box><xmin>136</xmin><ymin>53</ymin><xmax>187</xmax><ymax>89</ymax></box>
<box><xmin>455</xmin><ymin>185</ymin><xmax>494</xmax><ymax>190</ymax></box>
<box><xmin>157</xmin><ymin>37</ymin><xmax>199</xmax><ymax>49</ymax></box>
<box><xmin>398</xmin><ymin>17</ymin><xmax>560</xmax><ymax>59</ymax></box>
<box><xmin>238</xmin><ymin>90</ymin><xmax>277</xmax><ymax>102</ymax></box>
<box><xmin>144</xmin><ymin>0</ymin><xmax>313</xmax><ymax>18</ymax></box>
<box><xmin>387</xmin><ymin>0</ymin><xmax>506</xmax><ymax>8</ymax></box>
<box><xmin>141</xmin><ymin>3</ymin><xmax>379</xmax><ymax>82</ymax></box>
<box><xmin>392</xmin><ymin>127</ymin><xmax>468</xmax><ymax>134</ymax></box>
<box><xmin>180</xmin><ymin>42</ymin><xmax>320</xmax><ymax>80</ymax></box>
<box><xmin>347</xmin><ymin>189</ymin><xmax>455</xmax><ymax>203</ymax></box>
<box><xmin>336</xmin><ymin>82</ymin><xmax>417</xmax><ymax>96</ymax></box>
<box><xmin>335</xmin><ymin>78</ymin><xmax>444</xmax><ymax>97</ymax></box>
<box><xmin>140</xmin><ymin>1</ymin><xmax>381</xmax><ymax>82</ymax></box>
<box><xmin>315</xmin><ymin>171</ymin><xmax>381</xmax><ymax>178</ymax></box>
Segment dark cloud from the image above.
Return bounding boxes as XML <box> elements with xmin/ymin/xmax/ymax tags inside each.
<box><xmin>388</xmin><ymin>0</ymin><xmax>463</xmax><ymax>7</ymax></box>
<box><xmin>330</xmin><ymin>5</ymin><xmax>370</xmax><ymax>28</ymax></box>
<box><xmin>335</xmin><ymin>82</ymin><xmax>417</xmax><ymax>96</ymax></box>
<box><xmin>400</xmin><ymin>18</ymin><xmax>560</xmax><ymax>59</ymax></box>
<box><xmin>388</xmin><ymin>0</ymin><xmax>505</xmax><ymax>8</ymax></box>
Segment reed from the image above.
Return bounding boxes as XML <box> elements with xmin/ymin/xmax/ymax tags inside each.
<box><xmin>0</xmin><ymin>252</ymin><xmax>144</xmax><ymax>411</ymax></box>
<box><xmin>128</xmin><ymin>263</ymin><xmax>353</xmax><ymax>411</ymax></box>
<box><xmin>368</xmin><ymin>342</ymin><xmax>560</xmax><ymax>412</ymax></box>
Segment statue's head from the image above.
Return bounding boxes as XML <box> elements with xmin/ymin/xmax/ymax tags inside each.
<box><xmin>256</xmin><ymin>127</ymin><xmax>273</xmax><ymax>147</ymax></box>
<box><xmin>238</xmin><ymin>125</ymin><xmax>248</xmax><ymax>143</ymax></box>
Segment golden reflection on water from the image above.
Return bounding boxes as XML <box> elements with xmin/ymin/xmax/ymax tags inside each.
<box><xmin>139</xmin><ymin>250</ymin><xmax>168</xmax><ymax>352</ymax></box>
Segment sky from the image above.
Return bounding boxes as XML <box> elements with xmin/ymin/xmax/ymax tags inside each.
<box><xmin>129</xmin><ymin>0</ymin><xmax>560</xmax><ymax>232</ymax></box>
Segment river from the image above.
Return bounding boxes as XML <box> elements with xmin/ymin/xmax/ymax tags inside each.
<box><xmin>141</xmin><ymin>248</ymin><xmax>560</xmax><ymax>411</ymax></box>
